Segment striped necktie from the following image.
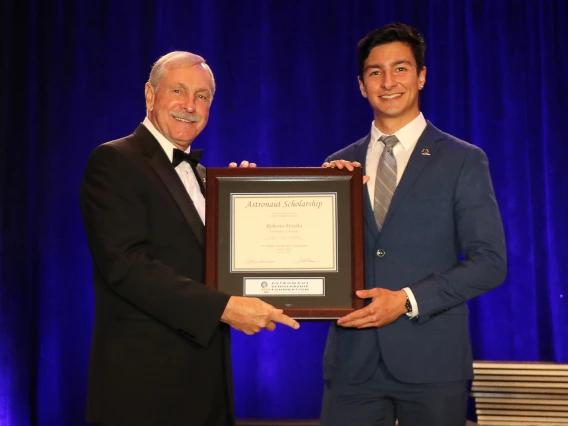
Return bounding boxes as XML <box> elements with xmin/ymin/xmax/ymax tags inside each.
<box><xmin>373</xmin><ymin>135</ymin><xmax>399</xmax><ymax>230</ymax></box>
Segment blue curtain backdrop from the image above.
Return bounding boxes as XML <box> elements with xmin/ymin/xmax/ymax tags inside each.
<box><xmin>1</xmin><ymin>0</ymin><xmax>567</xmax><ymax>424</ymax></box>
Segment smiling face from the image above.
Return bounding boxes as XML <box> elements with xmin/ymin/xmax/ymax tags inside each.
<box><xmin>358</xmin><ymin>41</ymin><xmax>426</xmax><ymax>133</ymax></box>
<box><xmin>145</xmin><ymin>63</ymin><xmax>214</xmax><ymax>150</ymax></box>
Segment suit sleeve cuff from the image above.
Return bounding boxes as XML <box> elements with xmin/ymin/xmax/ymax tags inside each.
<box><xmin>402</xmin><ymin>287</ymin><xmax>419</xmax><ymax>319</ymax></box>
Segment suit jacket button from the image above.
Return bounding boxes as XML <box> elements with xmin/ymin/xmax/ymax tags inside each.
<box><xmin>376</xmin><ymin>249</ymin><xmax>386</xmax><ymax>257</ymax></box>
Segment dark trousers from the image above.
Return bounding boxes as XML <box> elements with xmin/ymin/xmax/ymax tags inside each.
<box><xmin>91</xmin><ymin>411</ymin><xmax>230</xmax><ymax>426</ymax></box>
<box><xmin>321</xmin><ymin>359</ymin><xmax>468</xmax><ymax>426</ymax></box>
<box><xmin>89</xmin><ymin>370</ymin><xmax>230</xmax><ymax>426</ymax></box>
<box><xmin>90</xmin><ymin>337</ymin><xmax>231</xmax><ymax>426</ymax></box>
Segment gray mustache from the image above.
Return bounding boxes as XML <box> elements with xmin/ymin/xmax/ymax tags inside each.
<box><xmin>170</xmin><ymin>111</ymin><xmax>202</xmax><ymax>123</ymax></box>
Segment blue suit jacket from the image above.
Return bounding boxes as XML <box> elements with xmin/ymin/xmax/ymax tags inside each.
<box><xmin>322</xmin><ymin>121</ymin><xmax>507</xmax><ymax>385</ymax></box>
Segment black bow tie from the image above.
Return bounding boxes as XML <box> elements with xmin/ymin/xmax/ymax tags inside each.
<box><xmin>172</xmin><ymin>148</ymin><xmax>203</xmax><ymax>168</ymax></box>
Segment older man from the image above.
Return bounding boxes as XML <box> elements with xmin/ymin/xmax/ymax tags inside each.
<box><xmin>80</xmin><ymin>51</ymin><xmax>299</xmax><ymax>426</ymax></box>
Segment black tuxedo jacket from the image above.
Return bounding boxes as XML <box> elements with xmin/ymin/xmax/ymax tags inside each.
<box><xmin>80</xmin><ymin>124</ymin><xmax>233</xmax><ymax>425</ymax></box>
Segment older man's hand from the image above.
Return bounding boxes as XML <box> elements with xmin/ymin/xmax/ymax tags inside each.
<box><xmin>228</xmin><ymin>160</ymin><xmax>257</xmax><ymax>168</ymax></box>
<box><xmin>221</xmin><ymin>296</ymin><xmax>300</xmax><ymax>335</ymax></box>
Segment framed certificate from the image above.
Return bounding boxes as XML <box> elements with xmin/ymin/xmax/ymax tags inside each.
<box><xmin>205</xmin><ymin>167</ymin><xmax>365</xmax><ymax>319</ymax></box>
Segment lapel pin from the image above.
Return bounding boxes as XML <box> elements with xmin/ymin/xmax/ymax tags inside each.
<box><xmin>202</xmin><ymin>178</ymin><xmax>206</xmax><ymax>183</ymax></box>
<box><xmin>421</xmin><ymin>148</ymin><xmax>431</xmax><ymax>156</ymax></box>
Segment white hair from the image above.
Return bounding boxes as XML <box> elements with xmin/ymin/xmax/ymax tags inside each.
<box><xmin>148</xmin><ymin>51</ymin><xmax>216</xmax><ymax>95</ymax></box>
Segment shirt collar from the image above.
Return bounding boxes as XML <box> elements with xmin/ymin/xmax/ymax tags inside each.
<box><xmin>142</xmin><ymin>117</ymin><xmax>191</xmax><ymax>163</ymax></box>
<box><xmin>370</xmin><ymin>112</ymin><xmax>427</xmax><ymax>152</ymax></box>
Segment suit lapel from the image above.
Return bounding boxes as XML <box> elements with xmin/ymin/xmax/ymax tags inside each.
<box><xmin>354</xmin><ymin>134</ymin><xmax>379</xmax><ymax>238</ymax></box>
<box><xmin>134</xmin><ymin>125</ymin><xmax>205</xmax><ymax>247</ymax></box>
<box><xmin>193</xmin><ymin>164</ymin><xmax>206</xmax><ymax>195</ymax></box>
<box><xmin>382</xmin><ymin>122</ymin><xmax>444</xmax><ymax>230</ymax></box>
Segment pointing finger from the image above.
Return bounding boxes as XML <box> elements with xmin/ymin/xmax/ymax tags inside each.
<box><xmin>272</xmin><ymin>313</ymin><xmax>300</xmax><ymax>329</ymax></box>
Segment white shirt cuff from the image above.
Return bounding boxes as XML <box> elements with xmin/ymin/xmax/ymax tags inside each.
<box><xmin>402</xmin><ymin>287</ymin><xmax>419</xmax><ymax>319</ymax></box>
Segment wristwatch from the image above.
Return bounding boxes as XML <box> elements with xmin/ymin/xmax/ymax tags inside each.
<box><xmin>405</xmin><ymin>296</ymin><xmax>412</xmax><ymax>314</ymax></box>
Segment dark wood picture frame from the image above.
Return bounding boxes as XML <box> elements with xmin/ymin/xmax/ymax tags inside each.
<box><xmin>205</xmin><ymin>167</ymin><xmax>365</xmax><ymax>319</ymax></box>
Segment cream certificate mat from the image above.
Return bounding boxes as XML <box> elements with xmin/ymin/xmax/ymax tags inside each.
<box><xmin>230</xmin><ymin>193</ymin><xmax>338</xmax><ymax>272</ymax></box>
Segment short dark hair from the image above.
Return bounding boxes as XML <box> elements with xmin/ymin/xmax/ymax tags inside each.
<box><xmin>357</xmin><ymin>22</ymin><xmax>425</xmax><ymax>78</ymax></box>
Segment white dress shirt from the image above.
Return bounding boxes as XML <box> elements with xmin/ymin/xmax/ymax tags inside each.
<box><xmin>365</xmin><ymin>112</ymin><xmax>427</xmax><ymax>318</ymax></box>
<box><xmin>142</xmin><ymin>117</ymin><xmax>206</xmax><ymax>224</ymax></box>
